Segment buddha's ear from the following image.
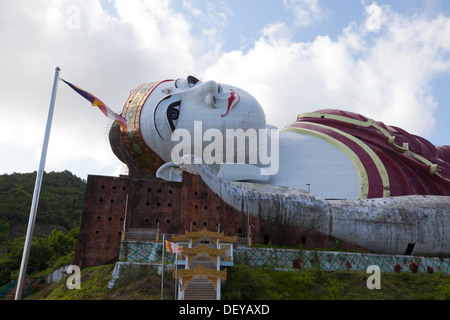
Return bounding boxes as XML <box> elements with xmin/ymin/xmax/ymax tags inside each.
<box><xmin>156</xmin><ymin>162</ymin><xmax>181</xmax><ymax>182</ymax></box>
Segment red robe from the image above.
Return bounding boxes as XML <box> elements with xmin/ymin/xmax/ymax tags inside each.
<box><xmin>285</xmin><ymin>109</ymin><xmax>450</xmax><ymax>198</ymax></box>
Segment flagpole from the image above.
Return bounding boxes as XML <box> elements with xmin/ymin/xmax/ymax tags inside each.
<box><xmin>122</xmin><ymin>194</ymin><xmax>128</xmax><ymax>241</ymax></box>
<box><xmin>15</xmin><ymin>66</ymin><xmax>61</xmax><ymax>300</ymax></box>
<box><xmin>175</xmin><ymin>253</ymin><xmax>178</xmax><ymax>300</ymax></box>
<box><xmin>161</xmin><ymin>234</ymin><xmax>165</xmax><ymax>300</ymax></box>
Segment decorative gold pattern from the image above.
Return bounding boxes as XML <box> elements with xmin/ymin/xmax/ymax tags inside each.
<box><xmin>173</xmin><ymin>227</ymin><xmax>237</xmax><ymax>244</ymax></box>
<box><xmin>119</xmin><ymin>82</ymin><xmax>166</xmax><ymax>175</ymax></box>
<box><xmin>297</xmin><ymin>112</ymin><xmax>448</xmax><ymax>183</ymax></box>
<box><xmin>175</xmin><ymin>264</ymin><xmax>227</xmax><ymax>280</ymax></box>
<box><xmin>181</xmin><ymin>244</ymin><xmax>226</xmax><ymax>257</ymax></box>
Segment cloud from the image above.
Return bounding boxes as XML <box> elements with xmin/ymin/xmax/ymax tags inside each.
<box><xmin>204</xmin><ymin>2</ymin><xmax>450</xmax><ymax>139</ymax></box>
<box><xmin>0</xmin><ymin>0</ymin><xmax>240</xmax><ymax>176</ymax></box>
<box><xmin>283</xmin><ymin>0</ymin><xmax>325</xmax><ymax>28</ymax></box>
<box><xmin>0</xmin><ymin>0</ymin><xmax>220</xmax><ymax>178</ymax></box>
<box><xmin>2</xmin><ymin>0</ymin><xmax>450</xmax><ymax>179</ymax></box>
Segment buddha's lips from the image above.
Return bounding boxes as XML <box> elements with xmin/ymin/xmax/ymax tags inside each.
<box><xmin>221</xmin><ymin>89</ymin><xmax>240</xmax><ymax>118</ymax></box>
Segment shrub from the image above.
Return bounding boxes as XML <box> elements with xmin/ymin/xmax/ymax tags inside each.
<box><xmin>345</xmin><ymin>260</ymin><xmax>352</xmax><ymax>270</ymax></box>
<box><xmin>426</xmin><ymin>266</ymin><xmax>434</xmax><ymax>274</ymax></box>
<box><xmin>409</xmin><ymin>262</ymin><xmax>419</xmax><ymax>274</ymax></box>
<box><xmin>292</xmin><ymin>257</ymin><xmax>302</xmax><ymax>269</ymax></box>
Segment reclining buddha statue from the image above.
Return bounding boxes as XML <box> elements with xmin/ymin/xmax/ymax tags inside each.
<box><xmin>109</xmin><ymin>76</ymin><xmax>450</xmax><ymax>255</ymax></box>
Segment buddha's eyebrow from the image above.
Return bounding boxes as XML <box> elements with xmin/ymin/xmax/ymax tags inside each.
<box><xmin>174</xmin><ymin>79</ymin><xmax>183</xmax><ymax>88</ymax></box>
<box><xmin>153</xmin><ymin>95</ymin><xmax>173</xmax><ymax>140</ymax></box>
<box><xmin>175</xmin><ymin>76</ymin><xmax>200</xmax><ymax>89</ymax></box>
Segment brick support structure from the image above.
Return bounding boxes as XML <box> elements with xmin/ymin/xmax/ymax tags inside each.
<box><xmin>74</xmin><ymin>172</ymin><xmax>366</xmax><ymax>268</ymax></box>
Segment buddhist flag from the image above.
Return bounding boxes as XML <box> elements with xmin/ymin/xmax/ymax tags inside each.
<box><xmin>165</xmin><ymin>240</ymin><xmax>183</xmax><ymax>253</ymax></box>
<box><xmin>60</xmin><ymin>78</ymin><xmax>136</xmax><ymax>132</ymax></box>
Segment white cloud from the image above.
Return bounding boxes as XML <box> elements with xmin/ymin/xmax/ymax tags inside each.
<box><xmin>260</xmin><ymin>22</ymin><xmax>293</xmax><ymax>46</ymax></box>
<box><xmin>114</xmin><ymin>0</ymin><xmax>195</xmax><ymax>75</ymax></box>
<box><xmin>204</xmin><ymin>2</ymin><xmax>450</xmax><ymax>139</ymax></box>
<box><xmin>1</xmin><ymin>0</ymin><xmax>450</xmax><ymax>179</ymax></box>
<box><xmin>0</xmin><ymin>0</ymin><xmax>201</xmax><ymax>178</ymax></box>
<box><xmin>0</xmin><ymin>0</ymin><xmax>235</xmax><ymax>178</ymax></box>
<box><xmin>182</xmin><ymin>0</ymin><xmax>203</xmax><ymax>17</ymax></box>
<box><xmin>283</xmin><ymin>0</ymin><xmax>325</xmax><ymax>28</ymax></box>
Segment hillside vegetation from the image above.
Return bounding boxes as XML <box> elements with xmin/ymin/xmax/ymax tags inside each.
<box><xmin>1</xmin><ymin>171</ymin><xmax>449</xmax><ymax>301</ymax></box>
<box><xmin>26</xmin><ymin>263</ymin><xmax>450</xmax><ymax>300</ymax></box>
<box><xmin>0</xmin><ymin>171</ymin><xmax>85</xmax><ymax>287</ymax></box>
<box><xmin>0</xmin><ymin>171</ymin><xmax>86</xmax><ymax>243</ymax></box>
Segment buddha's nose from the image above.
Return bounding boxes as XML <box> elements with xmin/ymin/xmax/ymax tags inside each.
<box><xmin>180</xmin><ymin>80</ymin><xmax>224</xmax><ymax>109</ymax></box>
<box><xmin>196</xmin><ymin>81</ymin><xmax>220</xmax><ymax>109</ymax></box>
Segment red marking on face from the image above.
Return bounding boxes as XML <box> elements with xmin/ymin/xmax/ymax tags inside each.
<box><xmin>221</xmin><ymin>89</ymin><xmax>240</xmax><ymax>118</ymax></box>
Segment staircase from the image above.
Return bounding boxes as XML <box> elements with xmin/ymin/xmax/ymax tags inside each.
<box><xmin>172</xmin><ymin>228</ymin><xmax>237</xmax><ymax>300</ymax></box>
<box><xmin>189</xmin><ymin>257</ymin><xmax>217</xmax><ymax>269</ymax></box>
<box><xmin>183</xmin><ymin>278</ymin><xmax>217</xmax><ymax>300</ymax></box>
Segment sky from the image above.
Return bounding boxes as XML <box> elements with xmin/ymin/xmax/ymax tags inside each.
<box><xmin>1</xmin><ymin>0</ymin><xmax>450</xmax><ymax>181</ymax></box>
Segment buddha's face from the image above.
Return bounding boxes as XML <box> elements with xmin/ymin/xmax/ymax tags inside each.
<box><xmin>139</xmin><ymin>76</ymin><xmax>267</xmax><ymax>164</ymax></box>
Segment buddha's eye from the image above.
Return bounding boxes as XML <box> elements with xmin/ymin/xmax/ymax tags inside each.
<box><xmin>169</xmin><ymin>108</ymin><xmax>179</xmax><ymax>120</ymax></box>
<box><xmin>167</xmin><ymin>101</ymin><xmax>181</xmax><ymax>131</ymax></box>
<box><xmin>175</xmin><ymin>76</ymin><xmax>200</xmax><ymax>89</ymax></box>
<box><xmin>187</xmin><ymin>75</ymin><xmax>200</xmax><ymax>87</ymax></box>
<box><xmin>154</xmin><ymin>95</ymin><xmax>182</xmax><ymax>141</ymax></box>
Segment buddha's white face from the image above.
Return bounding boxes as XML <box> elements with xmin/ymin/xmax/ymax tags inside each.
<box><xmin>140</xmin><ymin>76</ymin><xmax>267</xmax><ymax>164</ymax></box>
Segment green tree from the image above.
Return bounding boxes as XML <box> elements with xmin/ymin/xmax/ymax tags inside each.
<box><xmin>0</xmin><ymin>171</ymin><xmax>85</xmax><ymax>244</ymax></box>
<box><xmin>0</xmin><ymin>228</ymin><xmax>79</xmax><ymax>287</ymax></box>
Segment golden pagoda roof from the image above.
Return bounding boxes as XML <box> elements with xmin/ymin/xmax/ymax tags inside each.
<box><xmin>174</xmin><ymin>264</ymin><xmax>227</xmax><ymax>280</ymax></box>
<box><xmin>172</xmin><ymin>227</ymin><xmax>237</xmax><ymax>243</ymax></box>
<box><xmin>181</xmin><ymin>244</ymin><xmax>225</xmax><ymax>257</ymax></box>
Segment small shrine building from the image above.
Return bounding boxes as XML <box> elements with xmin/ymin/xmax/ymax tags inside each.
<box><xmin>172</xmin><ymin>228</ymin><xmax>236</xmax><ymax>300</ymax></box>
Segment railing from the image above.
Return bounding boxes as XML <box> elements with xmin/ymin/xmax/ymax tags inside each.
<box><xmin>237</xmin><ymin>237</ymin><xmax>251</xmax><ymax>247</ymax></box>
<box><xmin>124</xmin><ymin>228</ymin><xmax>159</xmax><ymax>241</ymax></box>
<box><xmin>120</xmin><ymin>240</ymin><xmax>450</xmax><ymax>274</ymax></box>
<box><xmin>123</xmin><ymin>229</ymin><xmax>186</xmax><ymax>242</ymax></box>
<box><xmin>0</xmin><ymin>280</ymin><xmax>17</xmax><ymax>300</ymax></box>
<box><xmin>119</xmin><ymin>241</ymin><xmax>173</xmax><ymax>263</ymax></box>
<box><xmin>234</xmin><ymin>247</ymin><xmax>450</xmax><ymax>274</ymax></box>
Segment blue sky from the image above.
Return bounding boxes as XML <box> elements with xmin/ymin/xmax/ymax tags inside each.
<box><xmin>169</xmin><ymin>0</ymin><xmax>450</xmax><ymax>49</ymax></box>
<box><xmin>1</xmin><ymin>0</ymin><xmax>450</xmax><ymax>180</ymax></box>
